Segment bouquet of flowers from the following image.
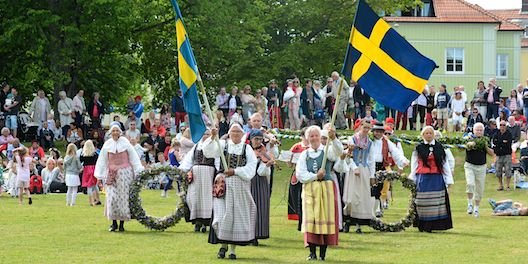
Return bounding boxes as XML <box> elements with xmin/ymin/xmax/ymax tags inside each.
<box><xmin>465</xmin><ymin>135</ymin><xmax>489</xmax><ymax>151</ymax></box>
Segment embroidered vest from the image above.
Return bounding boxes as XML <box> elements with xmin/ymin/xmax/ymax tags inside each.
<box><xmin>416</xmin><ymin>154</ymin><xmax>441</xmax><ymax>174</ymax></box>
<box><xmin>352</xmin><ymin>137</ymin><xmax>372</xmax><ymax>167</ymax></box>
<box><xmin>306</xmin><ymin>150</ymin><xmax>332</xmax><ymax>181</ymax></box>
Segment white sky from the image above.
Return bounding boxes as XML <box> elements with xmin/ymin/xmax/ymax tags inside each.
<box><xmin>465</xmin><ymin>0</ymin><xmax>521</xmax><ymax>10</ymax></box>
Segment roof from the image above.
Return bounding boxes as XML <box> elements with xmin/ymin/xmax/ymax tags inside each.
<box><xmin>384</xmin><ymin>0</ymin><xmax>524</xmax><ymax>31</ymax></box>
<box><xmin>488</xmin><ymin>9</ymin><xmax>528</xmax><ymax>20</ymax></box>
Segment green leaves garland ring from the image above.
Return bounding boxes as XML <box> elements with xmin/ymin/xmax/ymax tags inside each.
<box><xmin>369</xmin><ymin>171</ymin><xmax>417</xmax><ymax>232</ymax></box>
<box><xmin>129</xmin><ymin>165</ymin><xmax>189</xmax><ymax>231</ymax></box>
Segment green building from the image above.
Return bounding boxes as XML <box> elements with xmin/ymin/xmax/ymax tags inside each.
<box><xmin>384</xmin><ymin>0</ymin><xmax>524</xmax><ymax>98</ymax></box>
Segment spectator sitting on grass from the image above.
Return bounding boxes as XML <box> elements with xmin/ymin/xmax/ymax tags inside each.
<box><xmin>489</xmin><ymin>199</ymin><xmax>528</xmax><ymax>216</ymax></box>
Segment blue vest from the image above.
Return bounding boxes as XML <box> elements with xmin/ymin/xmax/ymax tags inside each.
<box><xmin>352</xmin><ymin>137</ymin><xmax>372</xmax><ymax>167</ymax></box>
<box><xmin>306</xmin><ymin>150</ymin><xmax>332</xmax><ymax>181</ymax></box>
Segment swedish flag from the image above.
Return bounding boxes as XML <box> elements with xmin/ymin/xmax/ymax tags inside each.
<box><xmin>170</xmin><ymin>0</ymin><xmax>206</xmax><ymax>143</ymax></box>
<box><xmin>341</xmin><ymin>0</ymin><xmax>437</xmax><ymax>112</ymax></box>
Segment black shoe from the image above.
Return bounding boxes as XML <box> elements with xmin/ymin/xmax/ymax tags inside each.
<box><xmin>228</xmin><ymin>254</ymin><xmax>237</xmax><ymax>260</ymax></box>
<box><xmin>320</xmin><ymin>257</ymin><xmax>326</xmax><ymax>261</ymax></box>
<box><xmin>201</xmin><ymin>226</ymin><xmax>207</xmax><ymax>233</ymax></box>
<box><xmin>355</xmin><ymin>228</ymin><xmax>363</xmax><ymax>234</ymax></box>
<box><xmin>252</xmin><ymin>239</ymin><xmax>259</xmax><ymax>246</ymax></box>
<box><xmin>119</xmin><ymin>226</ymin><xmax>125</xmax><ymax>232</ymax></box>
<box><xmin>306</xmin><ymin>253</ymin><xmax>317</xmax><ymax>261</ymax></box>
<box><xmin>95</xmin><ymin>201</ymin><xmax>102</xmax><ymax>205</ymax></box>
<box><xmin>343</xmin><ymin>223</ymin><xmax>350</xmax><ymax>233</ymax></box>
<box><xmin>217</xmin><ymin>248</ymin><xmax>227</xmax><ymax>259</ymax></box>
<box><xmin>28</xmin><ymin>198</ymin><xmax>32</xmax><ymax>205</ymax></box>
<box><xmin>109</xmin><ymin>224</ymin><xmax>117</xmax><ymax>232</ymax></box>
<box><xmin>194</xmin><ymin>224</ymin><xmax>200</xmax><ymax>232</ymax></box>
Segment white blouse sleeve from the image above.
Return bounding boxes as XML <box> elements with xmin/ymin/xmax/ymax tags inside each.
<box><xmin>297</xmin><ymin>150</ymin><xmax>317</xmax><ymax>183</ymax></box>
<box><xmin>256</xmin><ymin>161</ymin><xmax>271</xmax><ymax>177</ymax></box>
<box><xmin>178</xmin><ymin>146</ymin><xmax>195</xmax><ymax>172</ymax></box>
<box><xmin>445</xmin><ymin>149</ymin><xmax>455</xmax><ymax>173</ymax></box>
<box><xmin>233</xmin><ymin>145</ymin><xmax>257</xmax><ymax>181</ymax></box>
<box><xmin>368</xmin><ymin>146</ymin><xmax>376</xmax><ymax>178</ymax></box>
<box><xmin>327</xmin><ymin>138</ymin><xmax>344</xmax><ymax>162</ymax></box>
<box><xmin>388</xmin><ymin>140</ymin><xmax>409</xmax><ymax>169</ymax></box>
<box><xmin>408</xmin><ymin>150</ymin><xmax>418</xmax><ymax>181</ymax></box>
<box><xmin>202</xmin><ymin>138</ymin><xmax>225</xmax><ymax>159</ymax></box>
<box><xmin>94</xmin><ymin>146</ymin><xmax>108</xmax><ymax>180</ymax></box>
<box><xmin>442</xmin><ymin>159</ymin><xmax>454</xmax><ymax>185</ymax></box>
<box><xmin>126</xmin><ymin>141</ymin><xmax>144</xmax><ymax>175</ymax></box>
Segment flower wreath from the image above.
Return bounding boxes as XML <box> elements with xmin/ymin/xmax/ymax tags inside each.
<box><xmin>129</xmin><ymin>165</ymin><xmax>189</xmax><ymax>231</ymax></box>
<box><xmin>369</xmin><ymin>170</ymin><xmax>417</xmax><ymax>232</ymax></box>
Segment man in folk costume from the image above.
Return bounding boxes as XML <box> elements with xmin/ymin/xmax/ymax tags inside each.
<box><xmin>296</xmin><ymin>126</ymin><xmax>346</xmax><ymax>261</ymax></box>
<box><xmin>409</xmin><ymin>126</ymin><xmax>453</xmax><ymax>232</ymax></box>
<box><xmin>320</xmin><ymin>125</ymin><xmax>345</xmax><ymax>231</ymax></box>
<box><xmin>379</xmin><ymin>125</ymin><xmax>404</xmax><ymax>209</ymax></box>
<box><xmin>248</xmin><ymin>129</ymin><xmax>274</xmax><ymax>246</ymax></box>
<box><xmin>204</xmin><ymin>123</ymin><xmax>258</xmax><ymax>260</ymax></box>
<box><xmin>94</xmin><ymin>125</ymin><xmax>144</xmax><ymax>232</ymax></box>
<box><xmin>342</xmin><ymin>119</ymin><xmax>375</xmax><ymax>234</ymax></box>
<box><xmin>178</xmin><ymin>128</ymin><xmax>219</xmax><ymax>233</ymax></box>
<box><xmin>370</xmin><ymin>122</ymin><xmax>409</xmax><ymax>217</ymax></box>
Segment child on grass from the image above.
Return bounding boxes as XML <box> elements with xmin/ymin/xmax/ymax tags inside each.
<box><xmin>64</xmin><ymin>143</ymin><xmax>82</xmax><ymax>206</ymax></box>
<box><xmin>489</xmin><ymin>199</ymin><xmax>528</xmax><ymax>216</ymax></box>
<box><xmin>14</xmin><ymin>147</ymin><xmax>33</xmax><ymax>205</ymax></box>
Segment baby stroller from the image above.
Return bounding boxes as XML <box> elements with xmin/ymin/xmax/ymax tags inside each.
<box><xmin>18</xmin><ymin>111</ymin><xmax>39</xmax><ymax>142</ymax></box>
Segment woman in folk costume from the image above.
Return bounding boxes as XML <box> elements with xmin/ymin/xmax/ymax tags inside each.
<box><xmin>287</xmin><ymin>128</ymin><xmax>309</xmax><ymax>225</ymax></box>
<box><xmin>94</xmin><ymin>125</ymin><xmax>143</xmax><ymax>232</ymax></box>
<box><xmin>204</xmin><ymin>123</ymin><xmax>258</xmax><ymax>260</ymax></box>
<box><xmin>342</xmin><ymin>119</ymin><xmax>375</xmax><ymax>234</ymax></box>
<box><xmin>178</xmin><ymin>128</ymin><xmax>219</xmax><ymax>233</ymax></box>
<box><xmin>297</xmin><ymin>125</ymin><xmax>344</xmax><ymax>261</ymax></box>
<box><xmin>409</xmin><ymin>126</ymin><xmax>453</xmax><ymax>232</ymax></box>
<box><xmin>248</xmin><ymin>129</ymin><xmax>273</xmax><ymax>245</ymax></box>
<box><xmin>370</xmin><ymin>122</ymin><xmax>409</xmax><ymax>218</ymax></box>
<box><xmin>320</xmin><ymin>127</ymin><xmax>345</xmax><ymax>232</ymax></box>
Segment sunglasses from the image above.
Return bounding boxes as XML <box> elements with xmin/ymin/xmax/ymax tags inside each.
<box><xmin>384</xmin><ymin>133</ymin><xmax>392</xmax><ymax>135</ymax></box>
<box><xmin>500</xmin><ymin>124</ymin><xmax>506</xmax><ymax>126</ymax></box>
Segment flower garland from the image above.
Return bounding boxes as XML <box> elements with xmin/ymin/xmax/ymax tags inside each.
<box><xmin>129</xmin><ymin>165</ymin><xmax>189</xmax><ymax>231</ymax></box>
<box><xmin>465</xmin><ymin>136</ymin><xmax>490</xmax><ymax>151</ymax></box>
<box><xmin>369</xmin><ymin>170</ymin><xmax>417</xmax><ymax>232</ymax></box>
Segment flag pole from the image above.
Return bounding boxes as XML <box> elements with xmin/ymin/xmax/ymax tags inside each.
<box><xmin>321</xmin><ymin>76</ymin><xmax>345</xmax><ymax>171</ymax></box>
<box><xmin>196</xmin><ymin>72</ymin><xmax>228</xmax><ymax>170</ymax></box>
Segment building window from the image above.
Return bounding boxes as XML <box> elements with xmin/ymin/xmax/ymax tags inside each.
<box><xmin>497</xmin><ymin>54</ymin><xmax>508</xmax><ymax>78</ymax></box>
<box><xmin>445</xmin><ymin>48</ymin><xmax>464</xmax><ymax>74</ymax></box>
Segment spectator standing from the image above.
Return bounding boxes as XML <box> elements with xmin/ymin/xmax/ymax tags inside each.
<box><xmin>172</xmin><ymin>90</ymin><xmax>186</xmax><ymax>133</ymax></box>
<box><xmin>425</xmin><ymin>85</ymin><xmax>436</xmax><ymax>126</ymax></box>
<box><xmin>87</xmin><ymin>92</ymin><xmax>104</xmax><ymax>129</ymax></box>
<box><xmin>450</xmin><ymin>91</ymin><xmax>466</xmax><ymax>132</ymax></box>
<box><xmin>327</xmin><ymin>72</ymin><xmax>350</xmax><ymax>129</ymax></box>
<box><xmin>58</xmin><ymin>91</ymin><xmax>74</xmax><ymax>138</ymax></box>
<box><xmin>3</xmin><ymin>87</ymin><xmax>22</xmax><ymax>138</ymax></box>
<box><xmin>30</xmin><ymin>90</ymin><xmax>52</xmax><ymax>127</ymax></box>
<box><xmin>435</xmin><ymin>84</ymin><xmax>450</xmax><ymax>131</ymax></box>
<box><xmin>132</xmin><ymin>95</ymin><xmax>144</xmax><ymax>127</ymax></box>
<box><xmin>72</xmin><ymin>90</ymin><xmax>86</xmax><ymax>126</ymax></box>
<box><xmin>412</xmin><ymin>92</ymin><xmax>427</xmax><ymax>131</ymax></box>
<box><xmin>0</xmin><ymin>82</ymin><xmax>10</xmax><ymax>114</ymax></box>
<box><xmin>506</xmin><ymin>90</ymin><xmax>521</xmax><ymax>113</ymax></box>
<box><xmin>472</xmin><ymin>81</ymin><xmax>487</xmax><ymax>122</ymax></box>
<box><xmin>159</xmin><ymin>103</ymin><xmax>171</xmax><ymax>130</ymax></box>
<box><xmin>492</xmin><ymin>121</ymin><xmax>513</xmax><ymax>191</ymax></box>
<box><xmin>80</xmin><ymin>140</ymin><xmax>101</xmax><ymax>206</ymax></box>
<box><xmin>216</xmin><ymin>87</ymin><xmax>230</xmax><ymax>118</ymax></box>
<box><xmin>485</xmin><ymin>78</ymin><xmax>502</xmax><ymax>121</ymax></box>
<box><xmin>14</xmin><ymin>147</ymin><xmax>33</xmax><ymax>205</ymax></box>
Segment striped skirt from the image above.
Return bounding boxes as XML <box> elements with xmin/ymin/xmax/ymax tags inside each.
<box><xmin>251</xmin><ymin>174</ymin><xmax>270</xmax><ymax>239</ymax></box>
<box><xmin>415</xmin><ymin>173</ymin><xmax>453</xmax><ymax>232</ymax></box>
<box><xmin>302</xmin><ymin>180</ymin><xmax>338</xmax><ymax>247</ymax></box>
<box><xmin>186</xmin><ymin>165</ymin><xmax>215</xmax><ymax>224</ymax></box>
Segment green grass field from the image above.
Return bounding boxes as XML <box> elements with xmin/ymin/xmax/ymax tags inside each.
<box><xmin>1</xmin><ymin>134</ymin><xmax>528</xmax><ymax>264</ymax></box>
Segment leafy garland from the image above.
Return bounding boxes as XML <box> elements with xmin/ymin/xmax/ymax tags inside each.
<box><xmin>129</xmin><ymin>165</ymin><xmax>189</xmax><ymax>231</ymax></box>
<box><xmin>369</xmin><ymin>171</ymin><xmax>417</xmax><ymax>232</ymax></box>
<box><xmin>465</xmin><ymin>136</ymin><xmax>490</xmax><ymax>151</ymax></box>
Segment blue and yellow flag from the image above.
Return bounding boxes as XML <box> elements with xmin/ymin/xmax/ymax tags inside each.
<box><xmin>341</xmin><ymin>0</ymin><xmax>437</xmax><ymax>112</ymax></box>
<box><xmin>170</xmin><ymin>0</ymin><xmax>206</xmax><ymax>143</ymax></box>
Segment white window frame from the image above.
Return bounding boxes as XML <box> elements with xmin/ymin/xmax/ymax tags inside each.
<box><xmin>496</xmin><ymin>54</ymin><xmax>508</xmax><ymax>79</ymax></box>
<box><xmin>445</xmin><ymin>48</ymin><xmax>464</xmax><ymax>74</ymax></box>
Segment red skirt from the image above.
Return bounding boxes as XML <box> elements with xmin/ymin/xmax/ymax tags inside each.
<box><xmin>82</xmin><ymin>165</ymin><xmax>97</xmax><ymax>187</ymax></box>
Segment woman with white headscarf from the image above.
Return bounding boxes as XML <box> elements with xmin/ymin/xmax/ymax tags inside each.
<box><xmin>203</xmin><ymin>123</ymin><xmax>258</xmax><ymax>260</ymax></box>
<box><xmin>94</xmin><ymin>125</ymin><xmax>143</xmax><ymax>232</ymax></box>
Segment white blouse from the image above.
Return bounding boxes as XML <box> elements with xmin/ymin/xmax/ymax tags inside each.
<box><xmin>179</xmin><ymin>140</ymin><xmax>220</xmax><ymax>172</ymax></box>
<box><xmin>408</xmin><ymin>140</ymin><xmax>454</xmax><ymax>185</ymax></box>
<box><xmin>94</xmin><ymin>137</ymin><xmax>144</xmax><ymax>180</ymax></box>
<box><xmin>296</xmin><ymin>144</ymin><xmax>347</xmax><ymax>184</ymax></box>
<box><xmin>202</xmin><ymin>138</ymin><xmax>257</xmax><ymax>181</ymax></box>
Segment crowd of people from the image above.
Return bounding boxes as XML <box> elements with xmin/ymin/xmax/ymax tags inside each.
<box><xmin>2</xmin><ymin>73</ymin><xmax>528</xmax><ymax>261</ymax></box>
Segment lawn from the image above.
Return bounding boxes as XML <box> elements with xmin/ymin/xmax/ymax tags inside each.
<box><xmin>1</xmin><ymin>132</ymin><xmax>527</xmax><ymax>264</ymax></box>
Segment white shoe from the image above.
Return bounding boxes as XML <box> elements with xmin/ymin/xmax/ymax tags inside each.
<box><xmin>467</xmin><ymin>204</ymin><xmax>473</xmax><ymax>214</ymax></box>
<box><xmin>474</xmin><ymin>210</ymin><xmax>479</xmax><ymax>218</ymax></box>
<box><xmin>161</xmin><ymin>191</ymin><xmax>166</xmax><ymax>197</ymax></box>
